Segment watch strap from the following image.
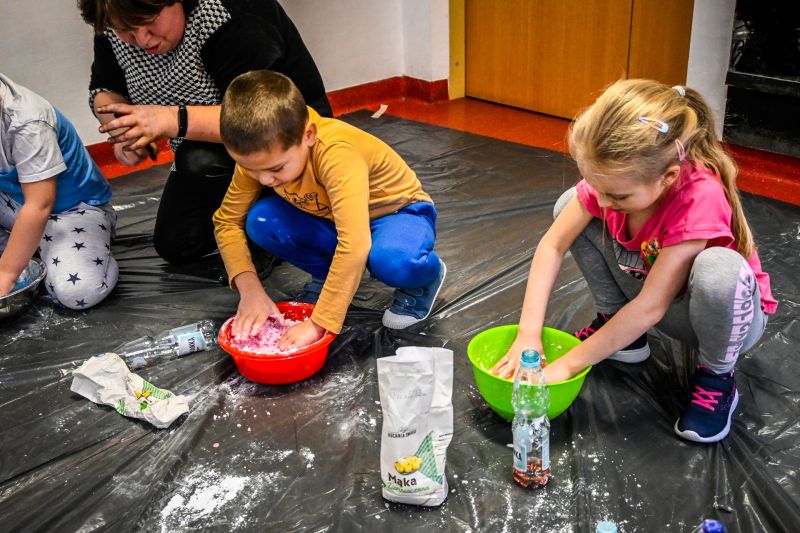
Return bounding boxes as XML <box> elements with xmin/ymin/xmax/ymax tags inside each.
<box><xmin>177</xmin><ymin>105</ymin><xmax>188</xmax><ymax>138</ymax></box>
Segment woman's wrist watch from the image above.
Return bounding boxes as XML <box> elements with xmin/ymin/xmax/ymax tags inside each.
<box><xmin>177</xmin><ymin>105</ymin><xmax>188</xmax><ymax>138</ymax></box>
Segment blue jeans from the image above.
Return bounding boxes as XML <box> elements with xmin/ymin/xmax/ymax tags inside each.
<box><xmin>246</xmin><ymin>197</ymin><xmax>440</xmax><ymax>290</ymax></box>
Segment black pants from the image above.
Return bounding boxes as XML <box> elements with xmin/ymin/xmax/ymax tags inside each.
<box><xmin>153</xmin><ymin>140</ymin><xmax>273</xmax><ymax>264</ymax></box>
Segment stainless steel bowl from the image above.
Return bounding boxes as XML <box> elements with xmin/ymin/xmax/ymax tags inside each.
<box><xmin>0</xmin><ymin>258</ymin><xmax>47</xmax><ymax>322</ymax></box>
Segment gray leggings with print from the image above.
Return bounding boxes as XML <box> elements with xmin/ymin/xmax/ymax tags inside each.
<box><xmin>0</xmin><ymin>192</ymin><xmax>118</xmax><ymax>310</ymax></box>
<box><xmin>555</xmin><ymin>187</ymin><xmax>767</xmax><ymax>374</ymax></box>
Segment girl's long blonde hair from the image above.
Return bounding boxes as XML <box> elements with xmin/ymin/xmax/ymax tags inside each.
<box><xmin>568</xmin><ymin>79</ymin><xmax>755</xmax><ymax>257</ymax></box>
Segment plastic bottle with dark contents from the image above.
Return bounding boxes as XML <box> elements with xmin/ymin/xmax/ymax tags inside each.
<box><xmin>511</xmin><ymin>349</ymin><xmax>550</xmax><ymax>488</ymax></box>
<box><xmin>113</xmin><ymin>320</ymin><xmax>217</xmax><ymax>370</ymax></box>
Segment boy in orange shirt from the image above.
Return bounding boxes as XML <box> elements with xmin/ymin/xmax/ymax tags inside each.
<box><xmin>213</xmin><ymin>70</ymin><xmax>446</xmax><ymax>350</ymax></box>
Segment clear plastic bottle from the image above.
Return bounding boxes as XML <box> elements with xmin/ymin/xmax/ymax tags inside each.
<box><xmin>512</xmin><ymin>349</ymin><xmax>550</xmax><ymax>488</ymax></box>
<box><xmin>113</xmin><ymin>320</ymin><xmax>217</xmax><ymax>370</ymax></box>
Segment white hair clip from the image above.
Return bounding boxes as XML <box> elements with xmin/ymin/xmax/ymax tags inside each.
<box><xmin>672</xmin><ymin>85</ymin><xmax>686</xmax><ymax>97</ymax></box>
<box><xmin>638</xmin><ymin>116</ymin><xmax>669</xmax><ymax>133</ymax></box>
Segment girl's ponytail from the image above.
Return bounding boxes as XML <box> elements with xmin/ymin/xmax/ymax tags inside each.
<box><xmin>681</xmin><ymin>87</ymin><xmax>755</xmax><ymax>258</ymax></box>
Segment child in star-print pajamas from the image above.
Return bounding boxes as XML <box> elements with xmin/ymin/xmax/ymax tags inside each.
<box><xmin>1</xmin><ymin>73</ymin><xmax>117</xmax><ymax>309</ymax></box>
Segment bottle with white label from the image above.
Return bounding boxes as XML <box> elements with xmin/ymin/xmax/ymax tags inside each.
<box><xmin>511</xmin><ymin>349</ymin><xmax>551</xmax><ymax>488</ymax></box>
<box><xmin>113</xmin><ymin>320</ymin><xmax>217</xmax><ymax>370</ymax></box>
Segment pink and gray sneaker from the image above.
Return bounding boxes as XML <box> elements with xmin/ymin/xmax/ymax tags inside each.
<box><xmin>575</xmin><ymin>312</ymin><xmax>651</xmax><ymax>363</ymax></box>
<box><xmin>674</xmin><ymin>365</ymin><xmax>739</xmax><ymax>443</ymax></box>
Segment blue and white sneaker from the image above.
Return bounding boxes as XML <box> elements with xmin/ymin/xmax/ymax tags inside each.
<box><xmin>296</xmin><ymin>277</ymin><xmax>325</xmax><ymax>304</ymax></box>
<box><xmin>674</xmin><ymin>366</ymin><xmax>739</xmax><ymax>443</ymax></box>
<box><xmin>382</xmin><ymin>259</ymin><xmax>447</xmax><ymax>329</ymax></box>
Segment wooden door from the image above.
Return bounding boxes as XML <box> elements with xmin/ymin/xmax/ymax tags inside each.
<box><xmin>628</xmin><ymin>0</ymin><xmax>694</xmax><ymax>85</ymax></box>
<box><xmin>465</xmin><ymin>0</ymin><xmax>694</xmax><ymax>119</ymax></box>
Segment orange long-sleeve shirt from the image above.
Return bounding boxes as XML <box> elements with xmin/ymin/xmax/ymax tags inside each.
<box><xmin>213</xmin><ymin>107</ymin><xmax>432</xmax><ymax>333</ymax></box>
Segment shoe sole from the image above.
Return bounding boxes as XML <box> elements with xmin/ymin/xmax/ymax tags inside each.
<box><xmin>674</xmin><ymin>389</ymin><xmax>739</xmax><ymax>443</ymax></box>
<box><xmin>382</xmin><ymin>261</ymin><xmax>447</xmax><ymax>330</ymax></box>
<box><xmin>608</xmin><ymin>343</ymin><xmax>651</xmax><ymax>363</ymax></box>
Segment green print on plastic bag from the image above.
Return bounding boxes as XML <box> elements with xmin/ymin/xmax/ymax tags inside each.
<box><xmin>131</xmin><ymin>380</ymin><xmax>173</xmax><ymax>410</ymax></box>
<box><xmin>141</xmin><ymin>380</ymin><xmax>172</xmax><ymax>400</ymax></box>
<box><xmin>414</xmin><ymin>432</ymin><xmax>443</xmax><ymax>484</ymax></box>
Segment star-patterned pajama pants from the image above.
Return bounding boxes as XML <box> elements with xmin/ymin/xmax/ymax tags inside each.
<box><xmin>0</xmin><ymin>192</ymin><xmax>118</xmax><ymax>310</ymax></box>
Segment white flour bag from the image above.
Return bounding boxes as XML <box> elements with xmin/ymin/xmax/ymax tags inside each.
<box><xmin>377</xmin><ymin>347</ymin><xmax>453</xmax><ymax>506</ymax></box>
<box><xmin>71</xmin><ymin>353</ymin><xmax>189</xmax><ymax>429</ymax></box>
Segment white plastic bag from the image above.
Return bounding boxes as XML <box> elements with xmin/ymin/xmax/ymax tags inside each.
<box><xmin>71</xmin><ymin>353</ymin><xmax>189</xmax><ymax>429</ymax></box>
<box><xmin>377</xmin><ymin>347</ymin><xmax>453</xmax><ymax>506</ymax></box>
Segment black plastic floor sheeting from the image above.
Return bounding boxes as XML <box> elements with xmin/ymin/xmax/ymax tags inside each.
<box><xmin>2</xmin><ymin>112</ymin><xmax>799</xmax><ymax>532</ymax></box>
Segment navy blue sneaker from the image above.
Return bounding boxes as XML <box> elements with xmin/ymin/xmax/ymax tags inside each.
<box><xmin>575</xmin><ymin>312</ymin><xmax>650</xmax><ymax>363</ymax></box>
<box><xmin>382</xmin><ymin>259</ymin><xmax>447</xmax><ymax>329</ymax></box>
<box><xmin>296</xmin><ymin>277</ymin><xmax>325</xmax><ymax>304</ymax></box>
<box><xmin>674</xmin><ymin>366</ymin><xmax>739</xmax><ymax>443</ymax></box>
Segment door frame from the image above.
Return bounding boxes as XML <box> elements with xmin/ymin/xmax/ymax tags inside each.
<box><xmin>449</xmin><ymin>0</ymin><xmax>466</xmax><ymax>99</ymax></box>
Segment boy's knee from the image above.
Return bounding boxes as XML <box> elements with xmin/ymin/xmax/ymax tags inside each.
<box><xmin>246</xmin><ymin>199</ymin><xmax>279</xmax><ymax>239</ymax></box>
<box><xmin>370</xmin><ymin>256</ymin><xmax>420</xmax><ymax>288</ymax></box>
<box><xmin>245</xmin><ymin>197</ymin><xmax>292</xmax><ymax>253</ymax></box>
<box><xmin>47</xmin><ymin>259</ymin><xmax>118</xmax><ymax>310</ymax></box>
<box><xmin>49</xmin><ymin>280</ymin><xmax>98</xmax><ymax>310</ymax></box>
<box><xmin>369</xmin><ymin>247</ymin><xmax>436</xmax><ymax>289</ymax></box>
<box><xmin>553</xmin><ymin>187</ymin><xmax>577</xmax><ymax>220</ymax></box>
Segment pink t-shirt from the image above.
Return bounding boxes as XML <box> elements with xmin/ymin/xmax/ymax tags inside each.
<box><xmin>575</xmin><ymin>163</ymin><xmax>777</xmax><ymax>314</ymax></box>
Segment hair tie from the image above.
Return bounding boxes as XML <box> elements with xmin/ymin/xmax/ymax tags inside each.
<box><xmin>675</xmin><ymin>139</ymin><xmax>686</xmax><ymax>161</ymax></box>
<box><xmin>639</xmin><ymin>116</ymin><xmax>669</xmax><ymax>133</ymax></box>
<box><xmin>672</xmin><ymin>85</ymin><xmax>686</xmax><ymax>97</ymax></box>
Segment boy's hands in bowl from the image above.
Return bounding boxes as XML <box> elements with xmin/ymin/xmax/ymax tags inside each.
<box><xmin>278</xmin><ymin>319</ymin><xmax>325</xmax><ymax>352</ymax></box>
<box><xmin>232</xmin><ymin>272</ymin><xmax>279</xmax><ymax>340</ymax></box>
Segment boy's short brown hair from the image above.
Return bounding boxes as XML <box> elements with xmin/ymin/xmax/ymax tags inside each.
<box><xmin>220</xmin><ymin>70</ymin><xmax>309</xmax><ymax>155</ymax></box>
<box><xmin>78</xmin><ymin>0</ymin><xmax>198</xmax><ymax>33</ymax></box>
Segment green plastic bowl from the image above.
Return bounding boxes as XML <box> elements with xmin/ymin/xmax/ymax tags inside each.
<box><xmin>467</xmin><ymin>325</ymin><xmax>591</xmax><ymax>420</ymax></box>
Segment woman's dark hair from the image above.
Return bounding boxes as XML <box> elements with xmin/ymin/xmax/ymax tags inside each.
<box><xmin>78</xmin><ymin>0</ymin><xmax>199</xmax><ymax>33</ymax></box>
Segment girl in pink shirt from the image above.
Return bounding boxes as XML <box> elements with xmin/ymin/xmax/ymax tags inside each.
<box><xmin>492</xmin><ymin>79</ymin><xmax>777</xmax><ymax>443</ymax></box>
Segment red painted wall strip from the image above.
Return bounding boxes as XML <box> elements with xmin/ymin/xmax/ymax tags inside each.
<box><xmin>728</xmin><ymin>143</ymin><xmax>800</xmax><ymax>206</ymax></box>
<box><xmin>327</xmin><ymin>77</ymin><xmax>407</xmax><ymax>116</ymax></box>
<box><xmin>327</xmin><ymin>76</ymin><xmax>449</xmax><ymax>116</ymax></box>
<box><xmin>87</xmin><ymin>138</ymin><xmax>173</xmax><ymax>179</ymax></box>
<box><xmin>404</xmin><ymin>78</ymin><xmax>449</xmax><ymax>104</ymax></box>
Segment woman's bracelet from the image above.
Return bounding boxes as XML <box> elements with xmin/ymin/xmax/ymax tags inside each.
<box><xmin>177</xmin><ymin>104</ymin><xmax>188</xmax><ymax>138</ymax></box>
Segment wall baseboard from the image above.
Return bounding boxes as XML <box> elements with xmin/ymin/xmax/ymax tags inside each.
<box><xmin>327</xmin><ymin>76</ymin><xmax>449</xmax><ymax>116</ymax></box>
<box><xmin>728</xmin><ymin>144</ymin><xmax>800</xmax><ymax>206</ymax></box>
<box><xmin>86</xmin><ymin>138</ymin><xmax>174</xmax><ymax>179</ymax></box>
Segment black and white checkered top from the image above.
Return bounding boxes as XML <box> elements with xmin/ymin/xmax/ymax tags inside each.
<box><xmin>90</xmin><ymin>0</ymin><xmax>230</xmax><ymax>151</ymax></box>
<box><xmin>88</xmin><ymin>0</ymin><xmax>331</xmax><ymax>153</ymax></box>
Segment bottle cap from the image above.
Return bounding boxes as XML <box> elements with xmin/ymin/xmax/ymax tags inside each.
<box><xmin>702</xmin><ymin>519</ymin><xmax>725</xmax><ymax>533</ymax></box>
<box><xmin>520</xmin><ymin>349</ymin><xmax>540</xmax><ymax>367</ymax></box>
<box><xmin>596</xmin><ymin>521</ymin><xmax>617</xmax><ymax>533</ymax></box>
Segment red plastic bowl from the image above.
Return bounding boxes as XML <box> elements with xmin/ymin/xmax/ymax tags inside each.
<box><xmin>217</xmin><ymin>302</ymin><xmax>337</xmax><ymax>385</ymax></box>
